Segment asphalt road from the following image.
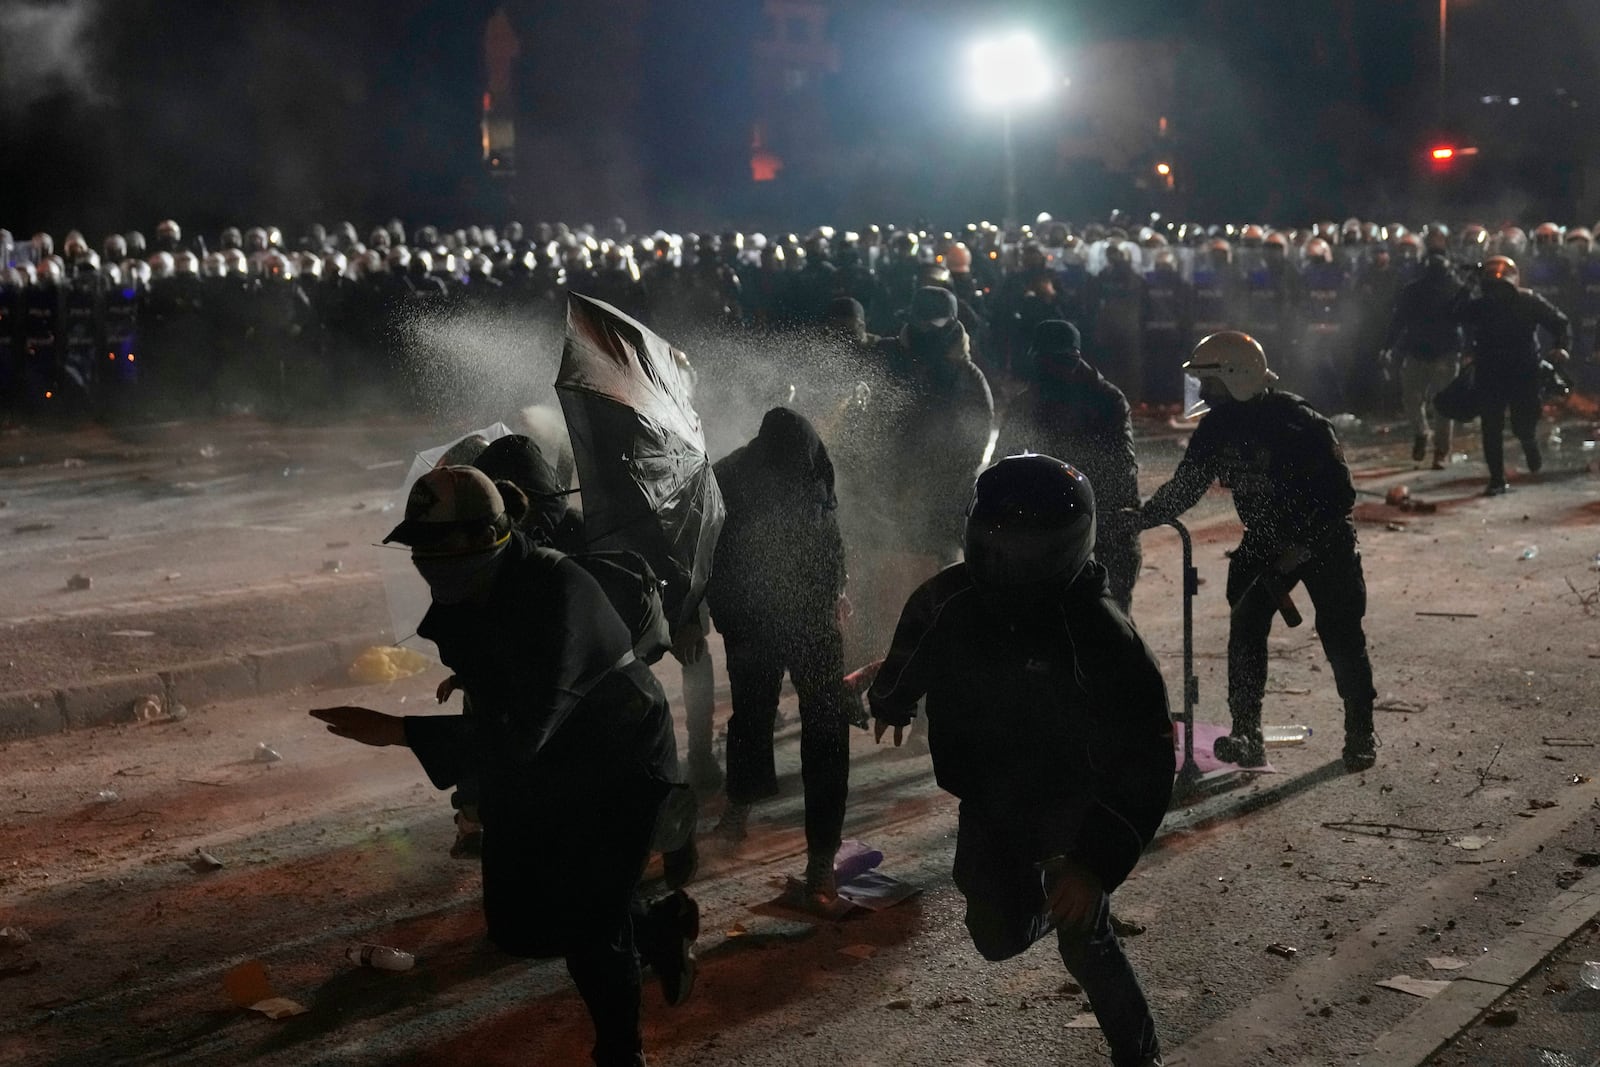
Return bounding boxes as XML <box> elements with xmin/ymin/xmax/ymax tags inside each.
<box><xmin>1</xmin><ymin>409</ymin><xmax>1598</xmax><ymax>1066</ymax></box>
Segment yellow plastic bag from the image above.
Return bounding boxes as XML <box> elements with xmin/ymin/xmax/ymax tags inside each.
<box><xmin>348</xmin><ymin>645</ymin><xmax>431</xmax><ymax>684</ymax></box>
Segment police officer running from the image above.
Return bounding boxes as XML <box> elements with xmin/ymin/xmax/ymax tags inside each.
<box><xmin>1458</xmin><ymin>256</ymin><xmax>1571</xmax><ymax>495</ymax></box>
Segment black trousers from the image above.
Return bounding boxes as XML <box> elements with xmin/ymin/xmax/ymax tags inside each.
<box><xmin>1478</xmin><ymin>372</ymin><xmax>1542</xmax><ymax>484</ymax></box>
<box><xmin>1225</xmin><ymin>539</ymin><xmax>1377</xmax><ymax>734</ymax></box>
<box><xmin>953</xmin><ymin>813</ymin><xmax>1161</xmax><ymax>1067</ymax></box>
<box><xmin>481</xmin><ymin>779</ymin><xmax>664</xmax><ymax>1067</ymax></box>
<box><xmin>723</xmin><ymin>623</ymin><xmax>851</xmax><ymax>858</ymax></box>
<box><xmin>1096</xmin><ymin>529</ymin><xmax>1143</xmax><ymax>619</ymax></box>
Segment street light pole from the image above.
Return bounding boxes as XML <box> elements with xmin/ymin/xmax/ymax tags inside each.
<box><xmin>966</xmin><ymin>31</ymin><xmax>1052</xmax><ymax>232</ymax></box>
<box><xmin>1002</xmin><ymin>108</ymin><xmax>1018</xmax><ymax>229</ymax></box>
<box><xmin>1438</xmin><ymin>0</ymin><xmax>1448</xmax><ymax>118</ymax></box>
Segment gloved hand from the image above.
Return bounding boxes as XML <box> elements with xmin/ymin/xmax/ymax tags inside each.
<box><xmin>870</xmin><ymin>698</ymin><xmax>915</xmax><ymax>747</ymax></box>
<box><xmin>670</xmin><ymin>617</ymin><xmax>707</xmax><ymax>665</ymax></box>
<box><xmin>1274</xmin><ymin>543</ymin><xmax>1313</xmax><ymax>573</ymax></box>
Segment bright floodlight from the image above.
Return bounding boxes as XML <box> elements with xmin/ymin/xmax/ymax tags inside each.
<box><xmin>968</xmin><ymin>31</ymin><xmax>1052</xmax><ymax>108</ymax></box>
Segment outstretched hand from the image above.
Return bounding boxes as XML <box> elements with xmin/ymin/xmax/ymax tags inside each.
<box><xmin>310</xmin><ymin>706</ymin><xmax>407</xmax><ymax>748</ymax></box>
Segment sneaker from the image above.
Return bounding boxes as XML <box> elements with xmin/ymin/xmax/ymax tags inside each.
<box><xmin>1212</xmin><ymin>731</ymin><xmax>1267</xmax><ymax>767</ymax></box>
<box><xmin>1527</xmin><ymin>447</ymin><xmax>1544</xmax><ymax>474</ymax></box>
<box><xmin>1411</xmin><ymin>434</ymin><xmax>1428</xmax><ymax>462</ymax></box>
<box><xmin>713</xmin><ymin>801</ymin><xmax>750</xmax><ymax>843</ymax></box>
<box><xmin>645</xmin><ymin>891</ymin><xmax>699</xmax><ymax>1007</ymax></box>
<box><xmin>803</xmin><ymin>851</ymin><xmax>838</xmax><ymax>905</ymax></box>
<box><xmin>1342</xmin><ymin>732</ymin><xmax>1378</xmax><ymax>773</ymax></box>
<box><xmin>1483</xmin><ymin>481</ymin><xmax>1512</xmax><ymax>497</ymax></box>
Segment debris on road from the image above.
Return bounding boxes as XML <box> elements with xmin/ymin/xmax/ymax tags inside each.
<box><xmin>223</xmin><ymin>959</ymin><xmax>309</xmax><ymax>1018</ymax></box>
<box><xmin>1266</xmin><ymin>943</ymin><xmax>1298</xmax><ymax>959</ymax></box>
<box><xmin>190</xmin><ymin>849</ymin><xmax>224</xmax><ymax>872</ymax></box>
<box><xmin>1450</xmin><ymin>835</ymin><xmax>1492</xmax><ymax>851</ymax></box>
<box><xmin>94</xmin><ymin>789</ymin><xmax>119</xmax><ymax>803</ymax></box>
<box><xmin>198</xmin><ymin>445</ymin><xmax>218</xmax><ymax>459</ymax></box>
<box><xmin>1375</xmin><ymin>697</ymin><xmax>1428</xmax><ymax>713</ymax></box>
<box><xmin>346</xmin><ymin>944</ymin><xmax>414</xmax><ymax>971</ymax></box>
<box><xmin>62</xmin><ymin>458</ymin><xmax>85</xmax><ymax>469</ymax></box>
<box><xmin>253</xmin><ymin>743</ymin><xmax>282</xmax><ymax>764</ymax></box>
<box><xmin>1376</xmin><ymin>975</ymin><xmax>1452</xmax><ymax>998</ymax></box>
<box><xmin>348</xmin><ymin>645</ymin><xmax>430</xmax><ymax>684</ymax></box>
<box><xmin>65</xmin><ymin>573</ymin><xmax>92</xmax><ymax>591</ymax></box>
<box><xmin>1415</xmin><ymin>611</ymin><xmax>1478</xmax><ymax>619</ymax></box>
<box><xmin>1065</xmin><ymin>1013</ymin><xmax>1101</xmax><ymax>1028</ymax></box>
<box><xmin>1483</xmin><ymin>1008</ymin><xmax>1518</xmax><ymax>1026</ymax></box>
<box><xmin>1543</xmin><ymin>737</ymin><xmax>1595</xmax><ymax>748</ymax></box>
<box><xmin>321</xmin><ymin>560</ymin><xmax>343</xmax><ymax>573</ymax></box>
<box><xmin>883</xmin><ymin>997</ymin><xmax>911</xmax><ymax>1009</ymax></box>
<box><xmin>1426</xmin><ymin>957</ymin><xmax>1470</xmax><ymax>971</ymax></box>
<box><xmin>0</xmin><ymin>927</ymin><xmax>39</xmax><ymax>978</ymax></box>
<box><xmin>110</xmin><ymin>630</ymin><xmax>155</xmax><ymax>638</ymax></box>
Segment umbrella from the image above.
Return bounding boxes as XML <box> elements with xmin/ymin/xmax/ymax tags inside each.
<box><xmin>381</xmin><ymin>422</ymin><xmax>517</xmax><ymax>653</ymax></box>
<box><xmin>556</xmin><ymin>294</ymin><xmax>724</xmax><ymax>628</ymax></box>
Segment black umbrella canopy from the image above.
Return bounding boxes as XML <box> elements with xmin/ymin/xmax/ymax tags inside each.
<box><xmin>556</xmin><ymin>294</ymin><xmax>724</xmax><ymax>627</ymax></box>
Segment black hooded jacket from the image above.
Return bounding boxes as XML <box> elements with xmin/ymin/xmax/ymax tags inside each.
<box><xmin>403</xmin><ymin>532</ymin><xmax>677</xmax><ymax>823</ymax></box>
<box><xmin>706</xmin><ymin>408</ymin><xmax>846</xmax><ymax>640</ymax></box>
<box><xmin>994</xmin><ymin>362</ymin><xmax>1139</xmax><ymax>512</ymax></box>
<box><xmin>867</xmin><ymin>560</ymin><xmax>1174</xmax><ymax>890</ymax></box>
<box><xmin>1382</xmin><ymin>263</ymin><xmax>1466</xmax><ymax>361</ymax></box>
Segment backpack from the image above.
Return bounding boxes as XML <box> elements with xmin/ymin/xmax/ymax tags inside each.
<box><xmin>570</xmin><ymin>550</ymin><xmax>673</xmax><ymax>665</ymax></box>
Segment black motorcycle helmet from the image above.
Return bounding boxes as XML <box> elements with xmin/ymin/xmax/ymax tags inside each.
<box><xmin>964</xmin><ymin>455</ymin><xmax>1096</xmax><ymax>603</ymax></box>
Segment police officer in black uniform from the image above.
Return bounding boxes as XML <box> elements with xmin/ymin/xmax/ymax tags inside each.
<box><xmin>1458</xmin><ymin>256</ymin><xmax>1571</xmax><ymax>495</ymax></box>
<box><xmin>1136</xmin><ymin>332</ymin><xmax>1377</xmax><ymax>773</ymax></box>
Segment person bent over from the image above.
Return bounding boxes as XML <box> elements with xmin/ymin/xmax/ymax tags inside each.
<box><xmin>1137</xmin><ymin>331</ymin><xmax>1378</xmax><ymax>772</ymax></box>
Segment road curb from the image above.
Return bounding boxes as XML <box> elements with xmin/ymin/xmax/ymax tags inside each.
<box><xmin>0</xmin><ymin>632</ymin><xmax>390</xmax><ymax>743</ymax></box>
<box><xmin>1361</xmin><ymin>867</ymin><xmax>1600</xmax><ymax>1067</ymax></box>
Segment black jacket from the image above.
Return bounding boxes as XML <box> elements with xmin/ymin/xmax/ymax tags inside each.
<box><xmin>994</xmin><ymin>365</ymin><xmax>1139</xmax><ymax>512</ymax></box>
<box><xmin>706</xmin><ymin>408</ymin><xmax>846</xmax><ymax>640</ymax></box>
<box><xmin>868</xmin><ymin>321</ymin><xmax>995</xmax><ymax>551</ymax></box>
<box><xmin>1383</xmin><ymin>268</ymin><xmax>1467</xmax><ymax>360</ymax></box>
<box><xmin>867</xmin><ymin>561</ymin><xmax>1173</xmax><ymax>890</ymax></box>
<box><xmin>1141</xmin><ymin>389</ymin><xmax>1355</xmax><ymax>555</ymax></box>
<box><xmin>404</xmin><ymin>532</ymin><xmax>676</xmax><ymax>823</ymax></box>
<box><xmin>1460</xmin><ymin>285</ymin><xmax>1570</xmax><ymax>378</ymax></box>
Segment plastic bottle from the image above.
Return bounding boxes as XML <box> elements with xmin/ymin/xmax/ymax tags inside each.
<box><xmin>1580</xmin><ymin>960</ymin><xmax>1600</xmax><ymax>990</ymax></box>
<box><xmin>347</xmin><ymin>944</ymin><xmax>414</xmax><ymax>971</ymax></box>
<box><xmin>1262</xmin><ymin>724</ymin><xmax>1313</xmax><ymax>745</ymax></box>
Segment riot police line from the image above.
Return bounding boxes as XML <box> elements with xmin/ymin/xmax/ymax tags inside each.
<box><xmin>1</xmin><ymin>215</ymin><xmax>1594</xmax><ymax>423</ymax></box>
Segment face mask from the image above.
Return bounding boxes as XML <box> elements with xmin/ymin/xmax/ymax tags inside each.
<box><xmin>412</xmin><ymin>541</ymin><xmax>508</xmax><ymax>605</ymax></box>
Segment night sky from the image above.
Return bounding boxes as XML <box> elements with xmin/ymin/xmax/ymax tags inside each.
<box><xmin>1</xmin><ymin>0</ymin><xmax>1596</xmax><ymax>234</ymax></box>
